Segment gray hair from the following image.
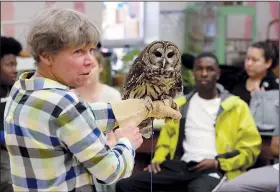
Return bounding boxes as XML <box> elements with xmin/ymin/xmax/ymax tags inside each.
<box><xmin>27</xmin><ymin>7</ymin><xmax>100</xmax><ymax>63</ymax></box>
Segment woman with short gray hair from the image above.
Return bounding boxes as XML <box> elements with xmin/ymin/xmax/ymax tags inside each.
<box><xmin>27</xmin><ymin>8</ymin><xmax>100</xmax><ymax>67</ymax></box>
<box><xmin>3</xmin><ymin>8</ymin><xmax>181</xmax><ymax>192</ymax></box>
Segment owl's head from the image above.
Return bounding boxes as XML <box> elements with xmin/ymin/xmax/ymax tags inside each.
<box><xmin>141</xmin><ymin>41</ymin><xmax>181</xmax><ymax>71</ymax></box>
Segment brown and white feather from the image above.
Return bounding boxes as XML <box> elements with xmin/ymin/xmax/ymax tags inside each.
<box><xmin>122</xmin><ymin>40</ymin><xmax>183</xmax><ymax>138</ymax></box>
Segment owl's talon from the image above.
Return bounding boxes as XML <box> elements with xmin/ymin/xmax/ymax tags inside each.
<box><xmin>172</xmin><ymin>102</ymin><xmax>178</xmax><ymax>110</ymax></box>
<box><xmin>165</xmin><ymin>117</ymin><xmax>179</xmax><ymax>124</ymax></box>
<box><xmin>162</xmin><ymin>99</ymin><xmax>170</xmax><ymax>107</ymax></box>
<box><xmin>163</xmin><ymin>97</ymin><xmax>178</xmax><ymax>111</ymax></box>
<box><xmin>165</xmin><ymin>118</ymin><xmax>171</xmax><ymax>123</ymax></box>
<box><xmin>143</xmin><ymin>97</ymin><xmax>153</xmax><ymax>112</ymax></box>
<box><xmin>173</xmin><ymin>119</ymin><xmax>180</xmax><ymax>124</ymax></box>
<box><xmin>169</xmin><ymin>98</ymin><xmax>179</xmax><ymax>112</ymax></box>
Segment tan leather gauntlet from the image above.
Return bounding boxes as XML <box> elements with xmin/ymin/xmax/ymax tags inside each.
<box><xmin>110</xmin><ymin>98</ymin><xmax>181</xmax><ymax>129</ymax></box>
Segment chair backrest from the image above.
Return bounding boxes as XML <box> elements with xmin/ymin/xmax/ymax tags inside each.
<box><xmin>250</xmin><ymin>90</ymin><xmax>279</xmax><ymax>134</ymax></box>
<box><xmin>211</xmin><ymin>175</ymin><xmax>227</xmax><ymax>192</ymax></box>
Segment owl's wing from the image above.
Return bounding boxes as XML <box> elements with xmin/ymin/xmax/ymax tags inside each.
<box><xmin>175</xmin><ymin>72</ymin><xmax>183</xmax><ymax>95</ymax></box>
<box><xmin>122</xmin><ymin>61</ymin><xmax>145</xmax><ymax>99</ymax></box>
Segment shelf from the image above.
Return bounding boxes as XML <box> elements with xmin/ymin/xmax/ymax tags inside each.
<box><xmin>184</xmin><ymin>5</ymin><xmax>256</xmax><ymax>64</ymax></box>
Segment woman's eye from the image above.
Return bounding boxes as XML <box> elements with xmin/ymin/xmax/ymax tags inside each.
<box><xmin>74</xmin><ymin>49</ymin><xmax>83</xmax><ymax>54</ymax></box>
<box><xmin>89</xmin><ymin>48</ymin><xmax>95</xmax><ymax>53</ymax></box>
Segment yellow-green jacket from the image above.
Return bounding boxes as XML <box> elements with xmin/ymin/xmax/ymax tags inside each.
<box><xmin>152</xmin><ymin>85</ymin><xmax>262</xmax><ymax>180</ymax></box>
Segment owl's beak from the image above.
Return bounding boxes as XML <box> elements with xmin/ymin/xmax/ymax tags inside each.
<box><xmin>162</xmin><ymin>59</ymin><xmax>166</xmax><ymax>68</ymax></box>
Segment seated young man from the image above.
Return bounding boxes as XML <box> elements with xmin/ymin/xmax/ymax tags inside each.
<box><xmin>115</xmin><ymin>52</ymin><xmax>262</xmax><ymax>192</ymax></box>
<box><xmin>218</xmin><ymin>122</ymin><xmax>279</xmax><ymax>192</ymax></box>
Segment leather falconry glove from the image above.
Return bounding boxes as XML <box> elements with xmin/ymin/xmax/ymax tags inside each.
<box><xmin>110</xmin><ymin>98</ymin><xmax>181</xmax><ymax>135</ymax></box>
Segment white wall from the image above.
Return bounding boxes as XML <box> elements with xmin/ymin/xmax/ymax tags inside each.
<box><xmin>159</xmin><ymin>2</ymin><xmax>195</xmax><ymax>52</ymax></box>
<box><xmin>144</xmin><ymin>2</ymin><xmax>160</xmax><ymax>44</ymax></box>
<box><xmin>160</xmin><ymin>2</ymin><xmax>193</xmax><ymax>11</ymax></box>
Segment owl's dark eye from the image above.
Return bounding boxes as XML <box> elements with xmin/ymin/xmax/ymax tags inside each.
<box><xmin>167</xmin><ymin>52</ymin><xmax>175</xmax><ymax>58</ymax></box>
<box><xmin>154</xmin><ymin>51</ymin><xmax>162</xmax><ymax>57</ymax></box>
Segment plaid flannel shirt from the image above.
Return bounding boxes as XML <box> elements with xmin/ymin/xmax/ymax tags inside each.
<box><xmin>4</xmin><ymin>72</ymin><xmax>135</xmax><ymax>192</ymax></box>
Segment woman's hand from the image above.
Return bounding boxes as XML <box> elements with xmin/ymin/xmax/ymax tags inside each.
<box><xmin>106</xmin><ymin>131</ymin><xmax>117</xmax><ymax>148</ymax></box>
<box><xmin>188</xmin><ymin>159</ymin><xmax>218</xmax><ymax>172</ymax></box>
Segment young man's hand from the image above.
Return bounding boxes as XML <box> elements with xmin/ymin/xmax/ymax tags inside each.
<box><xmin>188</xmin><ymin>159</ymin><xmax>218</xmax><ymax>171</ymax></box>
<box><xmin>143</xmin><ymin>162</ymin><xmax>162</xmax><ymax>174</ymax></box>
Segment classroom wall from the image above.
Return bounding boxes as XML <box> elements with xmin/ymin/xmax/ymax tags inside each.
<box><xmin>227</xmin><ymin>2</ymin><xmax>279</xmax><ymax>40</ymax></box>
<box><xmin>1</xmin><ymin>2</ymin><xmax>102</xmax><ymax>49</ymax></box>
<box><xmin>1</xmin><ymin>1</ymin><xmax>278</xmax><ymax>52</ymax></box>
<box><xmin>159</xmin><ymin>2</ymin><xmax>194</xmax><ymax>51</ymax></box>
<box><xmin>158</xmin><ymin>2</ymin><xmax>279</xmax><ymax>52</ymax></box>
<box><xmin>0</xmin><ymin>1</ymin><xmax>194</xmax><ymax>51</ymax></box>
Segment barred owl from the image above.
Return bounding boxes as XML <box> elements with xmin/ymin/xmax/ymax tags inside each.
<box><xmin>122</xmin><ymin>40</ymin><xmax>183</xmax><ymax>139</ymax></box>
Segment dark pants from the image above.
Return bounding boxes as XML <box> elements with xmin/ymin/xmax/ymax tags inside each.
<box><xmin>116</xmin><ymin>160</ymin><xmax>223</xmax><ymax>192</ymax></box>
<box><xmin>0</xmin><ymin>183</ymin><xmax>14</xmax><ymax>192</ymax></box>
<box><xmin>1</xmin><ymin>148</ymin><xmax>13</xmax><ymax>192</ymax></box>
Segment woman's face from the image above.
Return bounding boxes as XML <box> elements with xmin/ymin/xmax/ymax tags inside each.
<box><xmin>0</xmin><ymin>54</ymin><xmax>18</xmax><ymax>85</ymax></box>
<box><xmin>43</xmin><ymin>44</ymin><xmax>96</xmax><ymax>88</ymax></box>
<box><xmin>245</xmin><ymin>47</ymin><xmax>272</xmax><ymax>78</ymax></box>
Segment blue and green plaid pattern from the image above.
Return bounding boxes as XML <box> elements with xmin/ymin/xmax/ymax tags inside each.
<box><xmin>4</xmin><ymin>72</ymin><xmax>135</xmax><ymax>192</ymax></box>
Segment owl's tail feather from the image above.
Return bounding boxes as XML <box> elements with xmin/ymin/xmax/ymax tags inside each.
<box><xmin>139</xmin><ymin>118</ymin><xmax>153</xmax><ymax>139</ymax></box>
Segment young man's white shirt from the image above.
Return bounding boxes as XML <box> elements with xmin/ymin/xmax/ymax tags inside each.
<box><xmin>181</xmin><ymin>92</ymin><xmax>221</xmax><ymax>163</ymax></box>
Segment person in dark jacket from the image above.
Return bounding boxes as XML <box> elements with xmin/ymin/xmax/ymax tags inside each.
<box><xmin>181</xmin><ymin>53</ymin><xmax>195</xmax><ymax>94</ymax></box>
<box><xmin>0</xmin><ymin>36</ymin><xmax>22</xmax><ymax>192</ymax></box>
<box><xmin>230</xmin><ymin>41</ymin><xmax>279</xmax><ymax>105</ymax></box>
<box><xmin>230</xmin><ymin>41</ymin><xmax>279</xmax><ymax>168</ymax></box>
